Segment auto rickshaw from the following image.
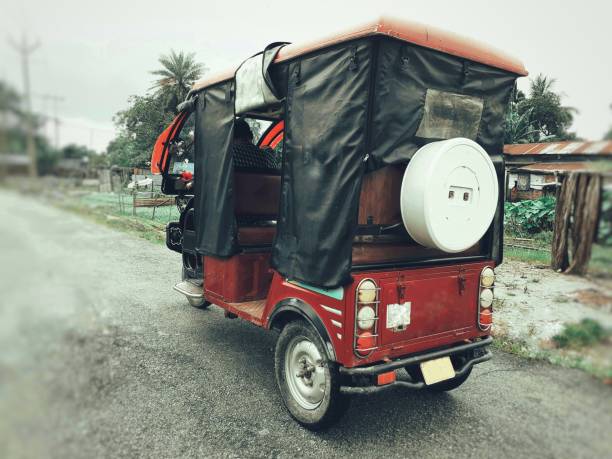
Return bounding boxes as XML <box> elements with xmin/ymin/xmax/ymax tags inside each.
<box><xmin>151</xmin><ymin>17</ymin><xmax>527</xmax><ymax>429</ymax></box>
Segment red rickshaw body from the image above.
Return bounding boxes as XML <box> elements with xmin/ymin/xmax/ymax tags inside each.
<box><xmin>153</xmin><ymin>16</ymin><xmax>525</xmax><ymax>428</ymax></box>
<box><xmin>199</xmin><ymin>257</ymin><xmax>492</xmax><ymax>369</ymax></box>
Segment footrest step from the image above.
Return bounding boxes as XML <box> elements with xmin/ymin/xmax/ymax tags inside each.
<box><xmin>173</xmin><ymin>281</ymin><xmax>204</xmax><ymax>299</ymax></box>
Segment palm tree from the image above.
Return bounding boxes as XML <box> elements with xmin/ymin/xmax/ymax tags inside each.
<box><xmin>522</xmin><ymin>74</ymin><xmax>576</xmax><ymax>140</ymax></box>
<box><xmin>151</xmin><ymin>50</ymin><xmax>205</xmax><ymax>112</ymax></box>
<box><xmin>504</xmin><ymin>107</ymin><xmax>539</xmax><ymax>144</ymax></box>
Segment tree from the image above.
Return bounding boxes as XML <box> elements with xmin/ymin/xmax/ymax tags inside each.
<box><xmin>520</xmin><ymin>75</ymin><xmax>576</xmax><ymax>141</ymax></box>
<box><xmin>108</xmin><ymin>94</ymin><xmax>175</xmax><ymax>167</ymax></box>
<box><xmin>61</xmin><ymin>143</ymin><xmax>96</xmax><ymax>159</ymax></box>
<box><xmin>150</xmin><ymin>50</ymin><xmax>205</xmax><ymax>113</ymax></box>
<box><xmin>505</xmin><ymin>89</ymin><xmax>539</xmax><ymax>144</ymax></box>
<box><xmin>505</xmin><ymin>75</ymin><xmax>578</xmax><ymax>144</ymax></box>
<box><xmin>106</xmin><ymin>50</ymin><xmax>205</xmax><ymax>167</ymax></box>
<box><xmin>0</xmin><ymin>80</ymin><xmax>22</xmax><ymax>117</ymax></box>
<box><xmin>0</xmin><ymin>80</ymin><xmax>57</xmax><ymax>173</ymax></box>
<box><xmin>604</xmin><ymin>104</ymin><xmax>612</xmax><ymax>140</ymax></box>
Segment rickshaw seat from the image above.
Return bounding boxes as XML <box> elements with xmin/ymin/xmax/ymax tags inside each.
<box><xmin>234</xmin><ymin>171</ymin><xmax>281</xmax><ymax>247</ymax></box>
<box><xmin>237</xmin><ymin>226</ymin><xmax>277</xmax><ymax>246</ymax></box>
<box><xmin>234</xmin><ymin>171</ymin><xmax>281</xmax><ymax>217</ymax></box>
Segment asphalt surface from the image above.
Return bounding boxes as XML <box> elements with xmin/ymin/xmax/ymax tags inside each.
<box><xmin>1</xmin><ymin>189</ymin><xmax>611</xmax><ymax>459</ymax></box>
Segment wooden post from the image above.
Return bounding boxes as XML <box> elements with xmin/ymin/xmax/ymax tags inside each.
<box><xmin>566</xmin><ymin>173</ymin><xmax>602</xmax><ymax>275</ymax></box>
<box><xmin>551</xmin><ymin>172</ymin><xmax>602</xmax><ymax>275</ymax></box>
<box><xmin>551</xmin><ymin>174</ymin><xmax>576</xmax><ymax>271</ymax></box>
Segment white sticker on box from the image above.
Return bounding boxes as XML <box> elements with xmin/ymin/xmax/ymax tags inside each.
<box><xmin>386</xmin><ymin>302</ymin><xmax>411</xmax><ymax>329</ymax></box>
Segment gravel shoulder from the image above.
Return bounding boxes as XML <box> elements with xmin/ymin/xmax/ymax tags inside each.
<box><xmin>1</xmin><ymin>189</ymin><xmax>611</xmax><ymax>459</ymax></box>
<box><xmin>493</xmin><ymin>261</ymin><xmax>612</xmax><ymax>377</ymax></box>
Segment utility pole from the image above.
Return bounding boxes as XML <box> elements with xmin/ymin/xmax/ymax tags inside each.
<box><xmin>9</xmin><ymin>34</ymin><xmax>40</xmax><ymax>178</ymax></box>
<box><xmin>38</xmin><ymin>94</ymin><xmax>64</xmax><ymax>150</ymax></box>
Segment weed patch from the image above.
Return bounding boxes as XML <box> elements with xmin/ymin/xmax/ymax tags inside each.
<box><xmin>552</xmin><ymin>319</ymin><xmax>609</xmax><ymax>349</ymax></box>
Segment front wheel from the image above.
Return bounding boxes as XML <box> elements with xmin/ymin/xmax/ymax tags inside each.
<box><xmin>187</xmin><ymin>297</ymin><xmax>211</xmax><ymax>309</ymax></box>
<box><xmin>181</xmin><ymin>266</ymin><xmax>210</xmax><ymax>309</ymax></box>
<box><xmin>274</xmin><ymin>320</ymin><xmax>349</xmax><ymax>430</ymax></box>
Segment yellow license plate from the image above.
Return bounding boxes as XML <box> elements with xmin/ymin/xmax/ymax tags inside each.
<box><xmin>420</xmin><ymin>356</ymin><xmax>455</xmax><ymax>385</ymax></box>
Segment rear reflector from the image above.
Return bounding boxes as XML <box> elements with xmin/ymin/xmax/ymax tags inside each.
<box><xmin>377</xmin><ymin>371</ymin><xmax>397</xmax><ymax>386</ymax></box>
<box><xmin>480</xmin><ymin>308</ymin><xmax>492</xmax><ymax>326</ymax></box>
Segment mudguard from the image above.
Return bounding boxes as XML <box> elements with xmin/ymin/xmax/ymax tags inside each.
<box><xmin>268</xmin><ymin>298</ymin><xmax>337</xmax><ymax>362</ymax></box>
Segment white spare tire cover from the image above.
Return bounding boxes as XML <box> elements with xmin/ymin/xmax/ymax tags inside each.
<box><xmin>400</xmin><ymin>138</ymin><xmax>498</xmax><ymax>253</ymax></box>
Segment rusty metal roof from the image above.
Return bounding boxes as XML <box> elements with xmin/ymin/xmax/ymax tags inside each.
<box><xmin>515</xmin><ymin>161</ymin><xmax>612</xmax><ymax>174</ymax></box>
<box><xmin>504</xmin><ymin>141</ymin><xmax>612</xmax><ymax>156</ymax></box>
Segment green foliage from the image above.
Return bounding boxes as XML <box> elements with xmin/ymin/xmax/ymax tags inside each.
<box><xmin>504</xmin><ymin>196</ymin><xmax>556</xmax><ymax>235</ymax></box>
<box><xmin>106</xmin><ymin>50</ymin><xmax>205</xmax><ymax>167</ymax></box>
<box><xmin>61</xmin><ymin>143</ymin><xmax>96</xmax><ymax>159</ymax></box>
<box><xmin>150</xmin><ymin>50</ymin><xmax>205</xmax><ymax>114</ymax></box>
<box><xmin>599</xmin><ymin>189</ymin><xmax>612</xmax><ymax>245</ymax></box>
<box><xmin>0</xmin><ymin>80</ymin><xmax>22</xmax><ymax>117</ymax></box>
<box><xmin>552</xmin><ymin>319</ymin><xmax>608</xmax><ymax>349</ymax></box>
<box><xmin>524</xmin><ymin>75</ymin><xmax>576</xmax><ymax>140</ymax></box>
<box><xmin>108</xmin><ymin>94</ymin><xmax>174</xmax><ymax>167</ymax></box>
<box><xmin>505</xmin><ymin>75</ymin><xmax>577</xmax><ymax>143</ymax></box>
<box><xmin>504</xmin><ymin>106</ymin><xmax>539</xmax><ymax>144</ymax></box>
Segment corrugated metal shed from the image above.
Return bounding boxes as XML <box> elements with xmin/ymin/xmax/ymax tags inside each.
<box><xmin>517</xmin><ymin>162</ymin><xmax>597</xmax><ymax>173</ymax></box>
<box><xmin>504</xmin><ymin>141</ymin><xmax>612</xmax><ymax>156</ymax></box>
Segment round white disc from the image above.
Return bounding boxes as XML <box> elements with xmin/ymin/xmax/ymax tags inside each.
<box><xmin>400</xmin><ymin>138</ymin><xmax>499</xmax><ymax>253</ymax></box>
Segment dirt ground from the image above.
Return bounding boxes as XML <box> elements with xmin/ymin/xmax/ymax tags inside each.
<box><xmin>493</xmin><ymin>260</ymin><xmax>612</xmax><ymax>373</ymax></box>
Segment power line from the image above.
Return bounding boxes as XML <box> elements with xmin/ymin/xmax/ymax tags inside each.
<box><xmin>8</xmin><ymin>34</ymin><xmax>40</xmax><ymax>177</ymax></box>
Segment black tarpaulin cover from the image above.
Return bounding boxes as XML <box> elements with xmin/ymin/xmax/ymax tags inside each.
<box><xmin>368</xmin><ymin>39</ymin><xmax>516</xmax><ymax>169</ymax></box>
<box><xmin>192</xmin><ymin>36</ymin><xmax>518</xmax><ymax>288</ymax></box>
<box><xmin>366</xmin><ymin>40</ymin><xmax>516</xmax><ymax>271</ymax></box>
<box><xmin>194</xmin><ymin>82</ymin><xmax>237</xmax><ymax>257</ymax></box>
<box><xmin>271</xmin><ymin>41</ymin><xmax>372</xmax><ymax>288</ymax></box>
<box><xmin>271</xmin><ymin>37</ymin><xmax>516</xmax><ymax>288</ymax></box>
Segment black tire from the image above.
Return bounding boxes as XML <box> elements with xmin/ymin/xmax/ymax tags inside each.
<box><xmin>274</xmin><ymin>320</ymin><xmax>349</xmax><ymax>430</ymax></box>
<box><xmin>181</xmin><ymin>266</ymin><xmax>210</xmax><ymax>310</ymax></box>
<box><xmin>425</xmin><ymin>367</ymin><xmax>472</xmax><ymax>392</ymax></box>
<box><xmin>186</xmin><ymin>297</ymin><xmax>211</xmax><ymax>309</ymax></box>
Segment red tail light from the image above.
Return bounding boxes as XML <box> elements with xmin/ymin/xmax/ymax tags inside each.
<box><xmin>354</xmin><ymin>278</ymin><xmax>380</xmax><ymax>357</ymax></box>
<box><xmin>478</xmin><ymin>267</ymin><xmax>495</xmax><ymax>331</ymax></box>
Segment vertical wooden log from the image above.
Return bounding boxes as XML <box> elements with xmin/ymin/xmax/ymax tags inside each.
<box><xmin>566</xmin><ymin>174</ymin><xmax>602</xmax><ymax>275</ymax></box>
<box><xmin>551</xmin><ymin>173</ymin><xmax>577</xmax><ymax>271</ymax></box>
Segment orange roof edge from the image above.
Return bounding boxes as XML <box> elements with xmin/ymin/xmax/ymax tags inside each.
<box><xmin>192</xmin><ymin>17</ymin><xmax>527</xmax><ymax>91</ymax></box>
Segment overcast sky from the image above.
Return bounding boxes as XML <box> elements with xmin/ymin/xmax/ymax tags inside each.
<box><xmin>1</xmin><ymin>0</ymin><xmax>611</xmax><ymax>152</ymax></box>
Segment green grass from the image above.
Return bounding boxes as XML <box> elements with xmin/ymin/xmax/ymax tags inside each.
<box><xmin>78</xmin><ymin>192</ymin><xmax>180</xmax><ymax>224</ymax></box>
<box><xmin>504</xmin><ymin>227</ymin><xmax>612</xmax><ymax>275</ymax></box>
<box><xmin>492</xmin><ymin>334</ymin><xmax>612</xmax><ymax>381</ymax></box>
<box><xmin>504</xmin><ymin>245</ymin><xmax>551</xmax><ymax>265</ymax></box>
<box><xmin>590</xmin><ymin>244</ymin><xmax>612</xmax><ymax>276</ymax></box>
<box><xmin>552</xmin><ymin>319</ymin><xmax>608</xmax><ymax>349</ymax></box>
<box><xmin>58</xmin><ymin>192</ymin><xmax>178</xmax><ymax>244</ymax></box>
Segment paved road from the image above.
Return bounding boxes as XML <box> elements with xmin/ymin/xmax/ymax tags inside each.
<box><xmin>1</xmin><ymin>189</ymin><xmax>610</xmax><ymax>459</ymax></box>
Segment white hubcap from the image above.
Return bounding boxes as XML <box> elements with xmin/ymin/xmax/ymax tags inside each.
<box><xmin>285</xmin><ymin>337</ymin><xmax>326</xmax><ymax>410</ymax></box>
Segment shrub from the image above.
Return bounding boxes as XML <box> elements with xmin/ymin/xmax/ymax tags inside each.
<box><xmin>552</xmin><ymin>319</ymin><xmax>608</xmax><ymax>349</ymax></box>
<box><xmin>504</xmin><ymin>196</ymin><xmax>556</xmax><ymax>236</ymax></box>
<box><xmin>598</xmin><ymin>189</ymin><xmax>612</xmax><ymax>246</ymax></box>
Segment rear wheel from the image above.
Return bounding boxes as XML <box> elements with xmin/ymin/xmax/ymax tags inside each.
<box><xmin>274</xmin><ymin>320</ymin><xmax>349</xmax><ymax>430</ymax></box>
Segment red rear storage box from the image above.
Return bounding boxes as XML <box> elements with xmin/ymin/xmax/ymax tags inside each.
<box><xmin>204</xmin><ymin>252</ymin><xmax>272</xmax><ymax>303</ymax></box>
